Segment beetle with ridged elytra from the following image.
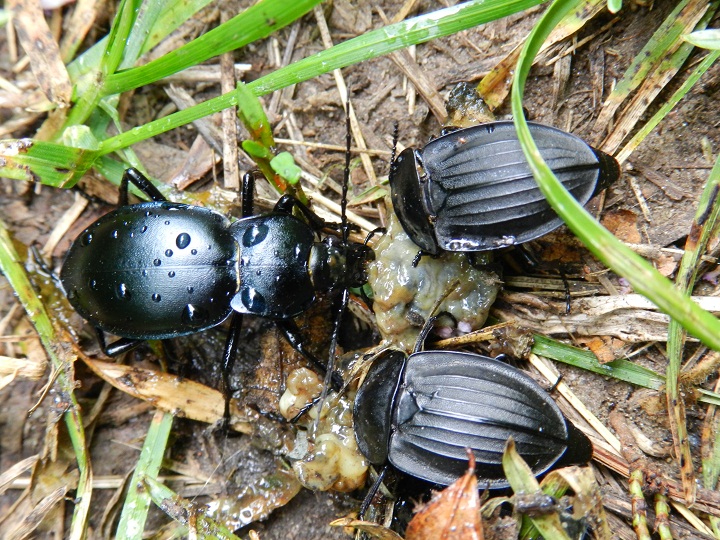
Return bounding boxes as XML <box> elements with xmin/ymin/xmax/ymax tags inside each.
<box><xmin>60</xmin><ymin>167</ymin><xmax>373</xmax><ymax>420</ymax></box>
<box><xmin>390</xmin><ymin>121</ymin><xmax>620</xmax><ymax>255</ymax></box>
<box><xmin>353</xmin><ymin>317</ymin><xmax>593</xmax><ymax>513</ymax></box>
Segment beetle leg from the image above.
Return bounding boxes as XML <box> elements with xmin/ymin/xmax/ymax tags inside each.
<box><xmin>358</xmin><ymin>465</ymin><xmax>389</xmax><ymax>520</ymax></box>
<box><xmin>120</xmin><ymin>168</ymin><xmax>167</xmax><ymax>205</ymax></box>
<box><xmin>94</xmin><ymin>327</ymin><xmax>144</xmax><ymax>356</ymax></box>
<box><xmin>275</xmin><ymin>319</ymin><xmax>344</xmax><ymax>391</ymax></box>
<box><xmin>220</xmin><ymin>312</ymin><xmax>243</xmax><ymax>426</ymax></box>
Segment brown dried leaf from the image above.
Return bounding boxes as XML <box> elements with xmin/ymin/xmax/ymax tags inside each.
<box><xmin>9</xmin><ymin>0</ymin><xmax>72</xmax><ymax>106</ymax></box>
<box><xmin>601</xmin><ymin>209</ymin><xmax>641</xmax><ymax>244</ymax></box>
<box><xmin>576</xmin><ymin>335</ymin><xmax>627</xmax><ymax>364</ymax></box>
<box><xmin>405</xmin><ymin>453</ymin><xmax>484</xmax><ymax>540</ymax></box>
<box><xmin>655</xmin><ymin>253</ymin><xmax>678</xmax><ymax>277</ymax></box>
<box><xmin>81</xmin><ymin>359</ymin><xmax>252</xmax><ymax>433</ymax></box>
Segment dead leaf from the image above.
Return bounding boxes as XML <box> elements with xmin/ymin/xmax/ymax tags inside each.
<box><xmin>9</xmin><ymin>0</ymin><xmax>72</xmax><ymax>106</ymax></box>
<box><xmin>576</xmin><ymin>336</ymin><xmax>627</xmax><ymax>364</ymax></box>
<box><xmin>601</xmin><ymin>209</ymin><xmax>641</xmax><ymax>244</ymax></box>
<box><xmin>655</xmin><ymin>253</ymin><xmax>678</xmax><ymax>277</ymax></box>
<box><xmin>80</xmin><ymin>358</ymin><xmax>253</xmax><ymax>433</ymax></box>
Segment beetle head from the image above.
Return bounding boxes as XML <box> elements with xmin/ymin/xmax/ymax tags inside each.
<box><xmin>308</xmin><ymin>235</ymin><xmax>374</xmax><ymax>291</ymax></box>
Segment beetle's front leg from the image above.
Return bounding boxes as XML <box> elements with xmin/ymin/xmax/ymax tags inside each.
<box><xmin>120</xmin><ymin>168</ymin><xmax>167</xmax><ymax>206</ymax></box>
<box><xmin>276</xmin><ymin>319</ymin><xmax>344</xmax><ymax>391</ymax></box>
<box><xmin>219</xmin><ymin>312</ymin><xmax>243</xmax><ymax>426</ymax></box>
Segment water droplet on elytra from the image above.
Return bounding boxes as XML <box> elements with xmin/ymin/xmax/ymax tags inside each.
<box><xmin>187</xmin><ymin>286</ymin><xmax>194</xmax><ymax>294</ymax></box>
<box><xmin>191</xmin><ymin>249</ymin><xmax>197</xmax><ymax>255</ymax></box>
<box><xmin>168</xmin><ymin>271</ymin><xmax>176</xmax><ymax>278</ymax></box>
<box><xmin>111</xmin><ymin>230</ymin><xmax>119</xmax><ymax>239</ymax></box>
<box><xmin>165</xmin><ymin>249</ymin><xmax>173</xmax><ymax>257</ymax></box>
<box><xmin>164</xmin><ymin>220</ymin><xmax>170</xmax><ymax>225</ymax></box>
<box><xmin>89</xmin><ymin>279</ymin><xmax>98</xmax><ymax>290</ymax></box>
<box><xmin>153</xmin><ymin>259</ymin><xmax>161</xmax><ymax>266</ymax></box>
<box><xmin>182</xmin><ymin>304</ymin><xmax>208</xmax><ymax>325</ymax></box>
<box><xmin>152</xmin><ymin>293</ymin><xmax>161</xmax><ymax>302</ymax></box>
<box><xmin>81</xmin><ymin>233</ymin><xmax>93</xmax><ymax>246</ymax></box>
<box><xmin>241</xmin><ymin>286</ymin><xmax>266</xmax><ymax>313</ymax></box>
<box><xmin>243</xmin><ymin>223</ymin><xmax>269</xmax><ymax>247</ymax></box>
<box><xmin>176</xmin><ymin>233</ymin><xmax>191</xmax><ymax>249</ymax></box>
<box><xmin>141</xmin><ymin>225</ymin><xmax>148</xmax><ymax>233</ymax></box>
<box><xmin>117</xmin><ymin>283</ymin><xmax>131</xmax><ymax>300</ymax></box>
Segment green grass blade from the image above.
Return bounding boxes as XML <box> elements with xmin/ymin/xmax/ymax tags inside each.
<box><xmin>0</xmin><ymin>220</ymin><xmax>93</xmax><ymax>539</ymax></box>
<box><xmin>100</xmin><ymin>0</ymin><xmax>544</xmax><ymax>156</ymax></box>
<box><xmin>248</xmin><ymin>0</ymin><xmax>544</xmax><ymax>96</ymax></box>
<box><xmin>104</xmin><ymin>0</ymin><xmax>321</xmax><ymax>95</ymax></box>
<box><xmin>116</xmin><ymin>410</ymin><xmax>173</xmax><ymax>539</ymax></box>
<box><xmin>0</xmin><ymin>140</ymin><xmax>98</xmax><ymax>187</ymax></box>
<box><xmin>503</xmin><ymin>439</ymin><xmax>571</xmax><ymax>540</ymax></box>
<box><xmin>666</xmin><ymin>151</ymin><xmax>720</xmax><ymax>503</ymax></box>
<box><xmin>511</xmin><ymin>0</ymin><xmax>720</xmax><ymax>351</ymax></box>
<box><xmin>67</xmin><ymin>0</ymin><xmax>216</xmax><ymax>80</ymax></box>
<box><xmin>531</xmin><ymin>335</ymin><xmax>663</xmax><ymax>389</ymax></box>
<box><xmin>143</xmin><ymin>476</ymin><xmax>242</xmax><ymax>538</ymax></box>
<box><xmin>595</xmin><ymin>0</ymin><xmax>705</xmax><ymax>129</ymax></box>
<box><xmin>617</xmin><ymin>48</ymin><xmax>720</xmax><ymax>162</ymax></box>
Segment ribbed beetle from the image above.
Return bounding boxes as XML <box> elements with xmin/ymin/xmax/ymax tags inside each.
<box><xmin>61</xmin><ymin>167</ymin><xmax>373</xmax><ymax>419</ymax></box>
<box><xmin>390</xmin><ymin>121</ymin><xmax>620</xmax><ymax>255</ymax></box>
<box><xmin>353</xmin><ymin>333</ymin><xmax>592</xmax><ymax>491</ymax></box>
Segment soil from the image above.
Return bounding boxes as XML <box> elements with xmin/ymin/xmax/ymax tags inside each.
<box><xmin>1</xmin><ymin>0</ymin><xmax>720</xmax><ymax>538</ymax></box>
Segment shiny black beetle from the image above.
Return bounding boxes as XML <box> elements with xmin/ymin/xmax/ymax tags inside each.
<box><xmin>61</xmin><ymin>167</ymin><xmax>372</xmax><ymax>413</ymax></box>
<box><xmin>353</xmin><ymin>341</ymin><xmax>592</xmax><ymax>489</ymax></box>
<box><xmin>390</xmin><ymin>121</ymin><xmax>620</xmax><ymax>255</ymax></box>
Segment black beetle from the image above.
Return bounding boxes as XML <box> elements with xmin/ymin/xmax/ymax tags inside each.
<box><xmin>353</xmin><ymin>340</ymin><xmax>592</xmax><ymax>490</ymax></box>
<box><xmin>390</xmin><ymin>121</ymin><xmax>620</xmax><ymax>255</ymax></box>
<box><xmin>60</xmin><ymin>167</ymin><xmax>373</xmax><ymax>416</ymax></box>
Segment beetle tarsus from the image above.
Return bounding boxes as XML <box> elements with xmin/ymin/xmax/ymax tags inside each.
<box><xmin>94</xmin><ymin>327</ymin><xmax>144</xmax><ymax>357</ymax></box>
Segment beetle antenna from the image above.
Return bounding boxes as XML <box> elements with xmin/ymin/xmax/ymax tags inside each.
<box><xmin>312</xmin><ymin>101</ymin><xmax>353</xmax><ymax>434</ymax></box>
<box><xmin>389</xmin><ymin>121</ymin><xmax>399</xmax><ymax>182</ymax></box>
<box><xmin>341</xmin><ymin>101</ymin><xmax>351</xmax><ymax>244</ymax></box>
<box><xmin>413</xmin><ymin>280</ymin><xmax>460</xmax><ymax>354</ymax></box>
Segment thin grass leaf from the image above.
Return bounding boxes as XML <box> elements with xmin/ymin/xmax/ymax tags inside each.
<box><xmin>104</xmin><ymin>0</ymin><xmax>321</xmax><ymax>95</ymax></box>
<box><xmin>248</xmin><ymin>0</ymin><xmax>544</xmax><ymax>97</ymax></box>
<box><xmin>99</xmin><ymin>0</ymin><xmax>544</xmax><ymax>158</ymax></box>
<box><xmin>600</xmin><ymin>1</ymin><xmax>716</xmax><ymax>153</ymax></box>
<box><xmin>511</xmin><ymin>0</ymin><xmax>720</xmax><ymax>352</ymax></box>
<box><xmin>0</xmin><ymin>139</ymin><xmax>98</xmax><ymax>187</ymax></box>
<box><xmin>67</xmin><ymin>0</ymin><xmax>216</xmax><ymax>80</ymax></box>
<box><xmin>666</xmin><ymin>151</ymin><xmax>720</xmax><ymax>504</ymax></box>
<box><xmin>502</xmin><ymin>439</ymin><xmax>571</xmax><ymax>540</ymax></box>
<box><xmin>143</xmin><ymin>476</ymin><xmax>242</xmax><ymax>538</ymax></box>
<box><xmin>531</xmin><ymin>335</ymin><xmax>663</xmax><ymax>388</ymax></box>
<box><xmin>0</xmin><ymin>220</ymin><xmax>93</xmax><ymax>539</ymax></box>
<box><xmin>594</xmin><ymin>0</ymin><xmax>708</xmax><ymax>132</ymax></box>
<box><xmin>116</xmin><ymin>410</ymin><xmax>173</xmax><ymax>539</ymax></box>
<box><xmin>63</xmin><ymin>0</ymin><xmax>139</xmax><ymax>130</ymax></box>
<box><xmin>617</xmin><ymin>48</ymin><xmax>720</xmax><ymax>163</ymax></box>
